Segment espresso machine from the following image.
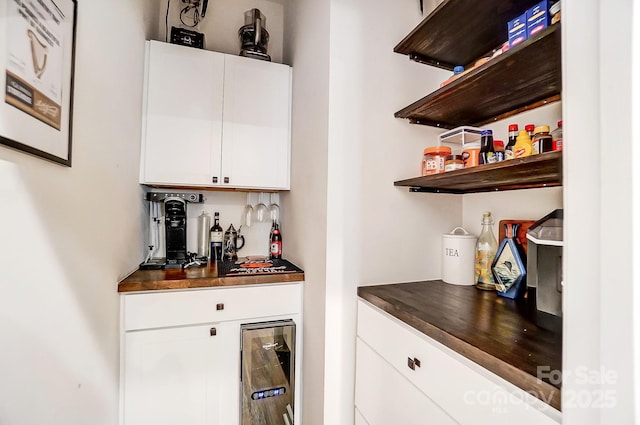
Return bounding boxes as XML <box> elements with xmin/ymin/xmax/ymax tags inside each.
<box><xmin>238</xmin><ymin>8</ymin><xmax>271</xmax><ymax>61</ymax></box>
<box><xmin>141</xmin><ymin>192</ymin><xmax>205</xmax><ymax>269</ymax></box>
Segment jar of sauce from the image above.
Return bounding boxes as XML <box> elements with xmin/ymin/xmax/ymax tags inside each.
<box><xmin>532</xmin><ymin>126</ymin><xmax>553</xmax><ymax>154</ymax></box>
<box><xmin>422</xmin><ymin>146</ymin><xmax>452</xmax><ymax>175</ymax></box>
<box><xmin>444</xmin><ymin>154</ymin><xmax>464</xmax><ymax>172</ymax></box>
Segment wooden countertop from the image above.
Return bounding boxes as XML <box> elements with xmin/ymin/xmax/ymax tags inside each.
<box><xmin>118</xmin><ymin>261</ymin><xmax>304</xmax><ymax>293</ymax></box>
<box><xmin>358</xmin><ymin>280</ymin><xmax>562</xmax><ymax>411</ymax></box>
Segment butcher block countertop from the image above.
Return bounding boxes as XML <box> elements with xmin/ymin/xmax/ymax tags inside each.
<box><xmin>118</xmin><ymin>259</ymin><xmax>304</xmax><ymax>293</ymax></box>
<box><xmin>358</xmin><ymin>280</ymin><xmax>562</xmax><ymax>411</ymax></box>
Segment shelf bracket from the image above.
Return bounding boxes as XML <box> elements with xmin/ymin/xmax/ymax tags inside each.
<box><xmin>409</xmin><ymin>187</ymin><xmax>465</xmax><ymax>194</ymax></box>
<box><xmin>409</xmin><ymin>53</ymin><xmax>455</xmax><ymax>71</ymax></box>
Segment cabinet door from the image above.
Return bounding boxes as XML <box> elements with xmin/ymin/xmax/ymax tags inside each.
<box><xmin>355</xmin><ymin>339</ymin><xmax>459</xmax><ymax>425</ymax></box>
<box><xmin>141</xmin><ymin>41</ymin><xmax>224</xmax><ymax>186</ymax></box>
<box><xmin>221</xmin><ymin>55</ymin><xmax>291</xmax><ymax>190</ymax></box>
<box><xmin>123</xmin><ymin>322</ymin><xmax>239</xmax><ymax>425</ymax></box>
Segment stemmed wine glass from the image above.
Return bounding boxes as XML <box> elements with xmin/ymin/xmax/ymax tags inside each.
<box><xmin>269</xmin><ymin>193</ymin><xmax>280</xmax><ymax>224</ymax></box>
<box><xmin>253</xmin><ymin>192</ymin><xmax>269</xmax><ymax>223</ymax></box>
<box><xmin>242</xmin><ymin>193</ymin><xmax>253</xmax><ymax>228</ymax></box>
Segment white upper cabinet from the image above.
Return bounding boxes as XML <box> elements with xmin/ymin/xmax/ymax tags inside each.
<box><xmin>141</xmin><ymin>41</ymin><xmax>224</xmax><ymax>186</ymax></box>
<box><xmin>222</xmin><ymin>55</ymin><xmax>291</xmax><ymax>190</ymax></box>
<box><xmin>139</xmin><ymin>41</ymin><xmax>292</xmax><ymax>190</ymax></box>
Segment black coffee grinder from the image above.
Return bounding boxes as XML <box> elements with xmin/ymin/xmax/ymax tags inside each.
<box><xmin>238</xmin><ymin>8</ymin><xmax>271</xmax><ymax>61</ymax></box>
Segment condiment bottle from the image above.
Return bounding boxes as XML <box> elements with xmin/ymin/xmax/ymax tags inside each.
<box><xmin>493</xmin><ymin>140</ymin><xmax>505</xmax><ymax>162</ymax></box>
<box><xmin>513</xmin><ymin>130</ymin><xmax>533</xmax><ymax>158</ymax></box>
<box><xmin>551</xmin><ymin>120</ymin><xmax>563</xmax><ymax>151</ymax></box>
<box><xmin>475</xmin><ymin>212</ymin><xmax>498</xmax><ymax>291</ymax></box>
<box><xmin>479</xmin><ymin>130</ymin><xmax>496</xmax><ymax>165</ymax></box>
<box><xmin>505</xmin><ymin>124</ymin><xmax>518</xmax><ymax>159</ymax></box>
<box><xmin>525</xmin><ymin>124</ymin><xmax>535</xmax><ymax>139</ymax></box>
<box><xmin>532</xmin><ymin>125</ymin><xmax>553</xmax><ymax>154</ymax></box>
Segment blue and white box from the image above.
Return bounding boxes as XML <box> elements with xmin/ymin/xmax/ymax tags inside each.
<box><xmin>526</xmin><ymin>0</ymin><xmax>549</xmax><ymax>37</ymax></box>
<box><xmin>507</xmin><ymin>13</ymin><xmax>528</xmax><ymax>48</ymax></box>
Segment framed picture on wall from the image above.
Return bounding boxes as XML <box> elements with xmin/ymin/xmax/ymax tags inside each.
<box><xmin>0</xmin><ymin>0</ymin><xmax>77</xmax><ymax>166</ymax></box>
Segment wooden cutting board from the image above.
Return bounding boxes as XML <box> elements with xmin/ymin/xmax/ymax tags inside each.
<box><xmin>498</xmin><ymin>220</ymin><xmax>535</xmax><ymax>255</ymax></box>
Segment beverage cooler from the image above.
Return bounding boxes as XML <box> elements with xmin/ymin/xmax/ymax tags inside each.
<box><xmin>241</xmin><ymin>320</ymin><xmax>296</xmax><ymax>425</ymax></box>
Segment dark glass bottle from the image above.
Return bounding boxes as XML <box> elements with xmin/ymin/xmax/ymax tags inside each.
<box><xmin>479</xmin><ymin>130</ymin><xmax>496</xmax><ymax>165</ymax></box>
<box><xmin>270</xmin><ymin>223</ymin><xmax>282</xmax><ymax>259</ymax></box>
<box><xmin>505</xmin><ymin>124</ymin><xmax>518</xmax><ymax>159</ymax></box>
<box><xmin>210</xmin><ymin>212</ymin><xmax>223</xmax><ymax>262</ymax></box>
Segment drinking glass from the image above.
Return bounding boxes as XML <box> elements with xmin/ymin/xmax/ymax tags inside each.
<box><xmin>254</xmin><ymin>192</ymin><xmax>269</xmax><ymax>223</ymax></box>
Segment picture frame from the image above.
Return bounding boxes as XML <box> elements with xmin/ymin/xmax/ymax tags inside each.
<box><xmin>0</xmin><ymin>0</ymin><xmax>78</xmax><ymax>166</ymax></box>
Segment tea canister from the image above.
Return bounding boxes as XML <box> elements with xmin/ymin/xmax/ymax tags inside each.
<box><xmin>442</xmin><ymin>227</ymin><xmax>478</xmax><ymax>285</ymax></box>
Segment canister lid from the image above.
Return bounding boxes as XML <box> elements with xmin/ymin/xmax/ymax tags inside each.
<box><xmin>534</xmin><ymin>125</ymin><xmax>550</xmax><ymax>134</ymax></box>
<box><xmin>424</xmin><ymin>146</ymin><xmax>452</xmax><ymax>155</ymax></box>
<box><xmin>443</xmin><ymin>226</ymin><xmax>477</xmax><ymax>239</ymax></box>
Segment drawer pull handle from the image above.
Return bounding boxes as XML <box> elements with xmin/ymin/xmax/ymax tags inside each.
<box><xmin>407</xmin><ymin>357</ymin><xmax>421</xmax><ymax>370</ymax></box>
<box><xmin>210</xmin><ymin>327</ymin><xmax>217</xmax><ymax>336</ymax></box>
<box><xmin>216</xmin><ymin>303</ymin><xmax>224</xmax><ymax>311</ymax></box>
<box><xmin>407</xmin><ymin>357</ymin><xmax>415</xmax><ymax>370</ymax></box>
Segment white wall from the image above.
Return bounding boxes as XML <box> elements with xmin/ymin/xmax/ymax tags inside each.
<box><xmin>282</xmin><ymin>0</ymin><xmax>331</xmax><ymax>423</ymax></box>
<box><xmin>0</xmin><ymin>1</ymin><xmax>152</xmax><ymax>423</ymax></box>
<box><xmin>157</xmin><ymin>0</ymin><xmax>285</xmax><ymax>63</ymax></box>
<box><xmin>323</xmin><ymin>1</ymin><xmax>464</xmax><ymax>423</ymax></box>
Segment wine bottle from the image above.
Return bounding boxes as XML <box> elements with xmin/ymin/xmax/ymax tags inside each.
<box><xmin>210</xmin><ymin>212</ymin><xmax>223</xmax><ymax>262</ymax></box>
<box><xmin>270</xmin><ymin>223</ymin><xmax>282</xmax><ymax>260</ymax></box>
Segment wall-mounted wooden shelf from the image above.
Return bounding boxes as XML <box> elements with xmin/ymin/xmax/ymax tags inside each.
<box><xmin>394</xmin><ymin>0</ymin><xmax>544</xmax><ymax>70</ymax></box>
<box><xmin>394</xmin><ymin>24</ymin><xmax>562</xmax><ymax>129</ymax></box>
<box><xmin>394</xmin><ymin>151</ymin><xmax>562</xmax><ymax>194</ymax></box>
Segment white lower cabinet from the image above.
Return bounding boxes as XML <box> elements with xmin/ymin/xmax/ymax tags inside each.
<box><xmin>355</xmin><ymin>300</ymin><xmax>561</xmax><ymax>425</ymax></box>
<box><xmin>120</xmin><ymin>283</ymin><xmax>302</xmax><ymax>425</ymax></box>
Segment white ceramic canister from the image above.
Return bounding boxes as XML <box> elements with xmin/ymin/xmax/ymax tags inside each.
<box><xmin>442</xmin><ymin>227</ymin><xmax>478</xmax><ymax>285</ymax></box>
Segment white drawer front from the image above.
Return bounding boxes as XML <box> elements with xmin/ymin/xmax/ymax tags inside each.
<box><xmin>357</xmin><ymin>300</ymin><xmax>561</xmax><ymax>425</ymax></box>
<box><xmin>355</xmin><ymin>338</ymin><xmax>459</xmax><ymax>425</ymax></box>
<box><xmin>124</xmin><ymin>283</ymin><xmax>301</xmax><ymax>330</ymax></box>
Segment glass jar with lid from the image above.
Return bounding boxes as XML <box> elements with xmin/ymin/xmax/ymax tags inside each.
<box><xmin>422</xmin><ymin>146</ymin><xmax>451</xmax><ymax>176</ymax></box>
<box><xmin>532</xmin><ymin>125</ymin><xmax>553</xmax><ymax>154</ymax></box>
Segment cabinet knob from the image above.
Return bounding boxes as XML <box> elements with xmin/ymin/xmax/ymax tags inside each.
<box><xmin>210</xmin><ymin>327</ymin><xmax>217</xmax><ymax>336</ymax></box>
<box><xmin>413</xmin><ymin>357</ymin><xmax>421</xmax><ymax>368</ymax></box>
<box><xmin>212</xmin><ymin>176</ymin><xmax>218</xmax><ymax>183</ymax></box>
<box><xmin>216</xmin><ymin>303</ymin><xmax>224</xmax><ymax>311</ymax></box>
<box><xmin>223</xmin><ymin>177</ymin><xmax>230</xmax><ymax>184</ymax></box>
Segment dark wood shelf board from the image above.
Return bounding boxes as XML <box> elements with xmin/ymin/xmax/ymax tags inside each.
<box><xmin>395</xmin><ymin>151</ymin><xmax>562</xmax><ymax>194</ymax></box>
<box><xmin>395</xmin><ymin>24</ymin><xmax>562</xmax><ymax>130</ymax></box>
<box><xmin>394</xmin><ymin>0</ymin><xmax>543</xmax><ymax>70</ymax></box>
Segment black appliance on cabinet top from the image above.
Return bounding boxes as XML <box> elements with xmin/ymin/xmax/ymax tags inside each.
<box><xmin>238</xmin><ymin>8</ymin><xmax>271</xmax><ymax>61</ymax></box>
<box><xmin>140</xmin><ymin>191</ymin><xmax>205</xmax><ymax>270</ymax></box>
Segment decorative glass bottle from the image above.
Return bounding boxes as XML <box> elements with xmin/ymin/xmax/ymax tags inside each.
<box><xmin>475</xmin><ymin>212</ymin><xmax>498</xmax><ymax>290</ymax></box>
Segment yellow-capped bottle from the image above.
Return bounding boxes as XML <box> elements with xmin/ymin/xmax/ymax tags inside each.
<box><xmin>513</xmin><ymin>130</ymin><xmax>533</xmax><ymax>158</ymax></box>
